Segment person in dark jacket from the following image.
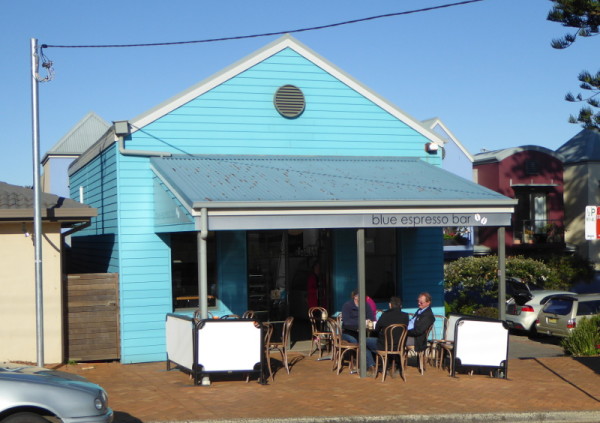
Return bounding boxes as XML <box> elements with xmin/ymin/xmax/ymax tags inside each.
<box><xmin>341</xmin><ymin>290</ymin><xmax>376</xmax><ymax>343</ymax></box>
<box><xmin>365</xmin><ymin>296</ymin><xmax>409</xmax><ymax>371</ymax></box>
<box><xmin>406</xmin><ymin>292</ymin><xmax>435</xmax><ymax>352</ymax></box>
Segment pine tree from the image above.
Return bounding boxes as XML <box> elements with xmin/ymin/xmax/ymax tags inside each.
<box><xmin>547</xmin><ymin>0</ymin><xmax>600</xmax><ymax>129</ymax></box>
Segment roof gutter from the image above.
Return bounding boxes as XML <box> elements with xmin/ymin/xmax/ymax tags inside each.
<box><xmin>114</xmin><ymin>120</ymin><xmax>172</xmax><ymax>158</ymax></box>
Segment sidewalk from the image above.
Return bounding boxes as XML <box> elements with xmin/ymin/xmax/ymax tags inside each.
<box><xmin>56</xmin><ymin>342</ymin><xmax>600</xmax><ymax>423</ymax></box>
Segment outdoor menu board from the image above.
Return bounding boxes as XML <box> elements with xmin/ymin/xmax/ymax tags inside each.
<box><xmin>196</xmin><ymin>319</ymin><xmax>262</xmax><ymax>372</ymax></box>
<box><xmin>451</xmin><ymin>315</ymin><xmax>509</xmax><ymax>378</ymax></box>
<box><xmin>165</xmin><ymin>314</ymin><xmax>265</xmax><ymax>385</ymax></box>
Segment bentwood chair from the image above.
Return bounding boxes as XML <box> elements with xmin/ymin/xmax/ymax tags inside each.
<box><xmin>428</xmin><ymin>315</ymin><xmax>448</xmax><ymax>368</ymax></box>
<box><xmin>258</xmin><ymin>323</ymin><xmax>273</xmax><ymax>382</ymax></box>
<box><xmin>308</xmin><ymin>307</ymin><xmax>332</xmax><ymax>359</ymax></box>
<box><xmin>327</xmin><ymin>317</ymin><xmax>359</xmax><ymax>375</ymax></box>
<box><xmin>438</xmin><ymin>315</ymin><xmax>459</xmax><ymax>375</ymax></box>
<box><xmin>404</xmin><ymin>322</ymin><xmax>434</xmax><ymax>375</ymax></box>
<box><xmin>242</xmin><ymin>310</ymin><xmax>256</xmax><ymax>319</ymax></box>
<box><xmin>192</xmin><ymin>309</ymin><xmax>213</xmax><ymax>323</ymax></box>
<box><xmin>374</xmin><ymin>323</ymin><xmax>408</xmax><ymax>382</ymax></box>
<box><xmin>266</xmin><ymin>316</ymin><xmax>294</xmax><ymax>380</ymax></box>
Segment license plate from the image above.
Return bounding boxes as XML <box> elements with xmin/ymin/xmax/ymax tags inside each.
<box><xmin>547</xmin><ymin>317</ymin><xmax>558</xmax><ymax>324</ymax></box>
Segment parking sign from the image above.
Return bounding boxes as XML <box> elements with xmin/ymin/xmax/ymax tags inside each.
<box><xmin>585</xmin><ymin>206</ymin><xmax>600</xmax><ymax>240</ymax></box>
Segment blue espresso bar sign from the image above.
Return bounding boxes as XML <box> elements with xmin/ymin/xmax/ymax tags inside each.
<box><xmin>368</xmin><ymin>213</ymin><xmax>504</xmax><ymax>228</ymax></box>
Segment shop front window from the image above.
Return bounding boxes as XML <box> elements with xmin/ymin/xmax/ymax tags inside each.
<box><xmin>365</xmin><ymin>228</ymin><xmax>396</xmax><ymax>302</ymax></box>
<box><xmin>171</xmin><ymin>232</ymin><xmax>217</xmax><ymax>310</ymax></box>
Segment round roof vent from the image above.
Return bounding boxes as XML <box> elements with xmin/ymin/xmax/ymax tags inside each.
<box><xmin>274</xmin><ymin>85</ymin><xmax>305</xmax><ymax>119</ymax></box>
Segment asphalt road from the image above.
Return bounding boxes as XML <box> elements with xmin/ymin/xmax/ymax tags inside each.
<box><xmin>508</xmin><ymin>332</ymin><xmax>565</xmax><ymax>359</ymax></box>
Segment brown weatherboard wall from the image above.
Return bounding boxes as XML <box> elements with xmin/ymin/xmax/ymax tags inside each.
<box><xmin>65</xmin><ymin>273</ymin><xmax>120</xmax><ymax>362</ymax></box>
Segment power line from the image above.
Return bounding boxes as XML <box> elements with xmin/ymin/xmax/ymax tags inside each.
<box><xmin>42</xmin><ymin>0</ymin><xmax>485</xmax><ymax>49</ymax></box>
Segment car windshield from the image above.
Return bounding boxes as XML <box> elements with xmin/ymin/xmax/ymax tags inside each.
<box><xmin>543</xmin><ymin>298</ymin><xmax>574</xmax><ymax>315</ymax></box>
<box><xmin>576</xmin><ymin>300</ymin><xmax>600</xmax><ymax>316</ymax></box>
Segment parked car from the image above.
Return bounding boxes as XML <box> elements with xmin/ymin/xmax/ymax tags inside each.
<box><xmin>505</xmin><ymin>277</ymin><xmax>576</xmax><ymax>335</ymax></box>
<box><xmin>536</xmin><ymin>293</ymin><xmax>600</xmax><ymax>337</ymax></box>
<box><xmin>0</xmin><ymin>362</ymin><xmax>113</xmax><ymax>423</ymax></box>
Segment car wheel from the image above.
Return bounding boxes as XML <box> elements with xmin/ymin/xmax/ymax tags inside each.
<box><xmin>527</xmin><ymin>323</ymin><xmax>538</xmax><ymax>338</ymax></box>
<box><xmin>1</xmin><ymin>412</ymin><xmax>50</xmax><ymax>423</ymax></box>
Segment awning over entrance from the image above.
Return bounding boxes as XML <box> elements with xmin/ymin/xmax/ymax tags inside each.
<box><xmin>150</xmin><ymin>155</ymin><xmax>516</xmax><ymax>230</ymax></box>
<box><xmin>151</xmin><ymin>154</ymin><xmax>515</xmax><ymax>377</ymax></box>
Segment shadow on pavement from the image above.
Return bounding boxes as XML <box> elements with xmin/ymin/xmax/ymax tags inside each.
<box><xmin>574</xmin><ymin>356</ymin><xmax>600</xmax><ymax>374</ymax></box>
<box><xmin>114</xmin><ymin>411</ymin><xmax>142</xmax><ymax>423</ymax></box>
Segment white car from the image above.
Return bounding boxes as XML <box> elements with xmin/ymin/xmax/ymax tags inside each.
<box><xmin>505</xmin><ymin>278</ymin><xmax>575</xmax><ymax>335</ymax></box>
<box><xmin>0</xmin><ymin>362</ymin><xmax>113</xmax><ymax>423</ymax></box>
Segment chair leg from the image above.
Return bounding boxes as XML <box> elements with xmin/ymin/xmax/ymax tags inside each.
<box><xmin>280</xmin><ymin>348</ymin><xmax>290</xmax><ymax>374</ymax></box>
<box><xmin>381</xmin><ymin>355</ymin><xmax>388</xmax><ymax>382</ymax></box>
<box><xmin>266</xmin><ymin>352</ymin><xmax>274</xmax><ymax>381</ymax></box>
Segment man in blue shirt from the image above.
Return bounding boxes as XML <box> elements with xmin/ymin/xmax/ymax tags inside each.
<box><xmin>406</xmin><ymin>292</ymin><xmax>435</xmax><ymax>352</ymax></box>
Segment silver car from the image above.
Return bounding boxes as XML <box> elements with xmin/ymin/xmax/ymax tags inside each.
<box><xmin>0</xmin><ymin>362</ymin><xmax>113</xmax><ymax>423</ymax></box>
<box><xmin>536</xmin><ymin>293</ymin><xmax>600</xmax><ymax>337</ymax></box>
<box><xmin>505</xmin><ymin>277</ymin><xmax>575</xmax><ymax>335</ymax></box>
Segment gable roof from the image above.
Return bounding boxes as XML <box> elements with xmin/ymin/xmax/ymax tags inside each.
<box><xmin>421</xmin><ymin>117</ymin><xmax>473</xmax><ymax>162</ymax></box>
<box><xmin>556</xmin><ymin>128</ymin><xmax>600</xmax><ymax>164</ymax></box>
<box><xmin>473</xmin><ymin>145</ymin><xmax>562</xmax><ymax>165</ymax></box>
<box><xmin>130</xmin><ymin>35</ymin><xmax>445</xmax><ymax>145</ymax></box>
<box><xmin>42</xmin><ymin>111</ymin><xmax>110</xmax><ymax>164</ymax></box>
<box><xmin>0</xmin><ymin>181</ymin><xmax>97</xmax><ymax>221</ymax></box>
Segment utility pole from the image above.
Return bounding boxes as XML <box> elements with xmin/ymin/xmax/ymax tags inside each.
<box><xmin>30</xmin><ymin>38</ymin><xmax>44</xmax><ymax>367</ymax></box>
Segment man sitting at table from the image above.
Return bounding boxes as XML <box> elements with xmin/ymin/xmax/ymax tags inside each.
<box><xmin>365</xmin><ymin>296</ymin><xmax>409</xmax><ymax>374</ymax></box>
<box><xmin>406</xmin><ymin>292</ymin><xmax>435</xmax><ymax>352</ymax></box>
<box><xmin>341</xmin><ymin>290</ymin><xmax>376</xmax><ymax>343</ymax></box>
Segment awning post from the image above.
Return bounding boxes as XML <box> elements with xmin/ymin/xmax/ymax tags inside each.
<box><xmin>357</xmin><ymin>228</ymin><xmax>366</xmax><ymax>377</ymax></box>
<box><xmin>498</xmin><ymin>227</ymin><xmax>506</xmax><ymax>321</ymax></box>
<box><xmin>197</xmin><ymin>208</ymin><xmax>208</xmax><ymax>319</ymax></box>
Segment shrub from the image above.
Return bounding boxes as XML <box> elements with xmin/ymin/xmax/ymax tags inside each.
<box><xmin>561</xmin><ymin>315</ymin><xmax>600</xmax><ymax>357</ymax></box>
<box><xmin>473</xmin><ymin>307</ymin><xmax>499</xmax><ymax>319</ymax></box>
<box><xmin>540</xmin><ymin>254</ymin><xmax>594</xmax><ymax>288</ymax></box>
<box><xmin>444</xmin><ymin>255</ymin><xmax>573</xmax><ymax>314</ymax></box>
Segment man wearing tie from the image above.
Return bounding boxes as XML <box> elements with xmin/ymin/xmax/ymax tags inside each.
<box><xmin>406</xmin><ymin>292</ymin><xmax>435</xmax><ymax>352</ymax></box>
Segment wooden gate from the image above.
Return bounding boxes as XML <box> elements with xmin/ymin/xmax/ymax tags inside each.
<box><xmin>65</xmin><ymin>273</ymin><xmax>120</xmax><ymax>362</ymax></box>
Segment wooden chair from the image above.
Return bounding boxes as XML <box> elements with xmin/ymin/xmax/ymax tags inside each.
<box><xmin>263</xmin><ymin>322</ymin><xmax>275</xmax><ymax>381</ymax></box>
<box><xmin>192</xmin><ymin>309</ymin><xmax>213</xmax><ymax>323</ymax></box>
<box><xmin>266</xmin><ymin>316</ymin><xmax>294</xmax><ymax>380</ymax></box>
<box><xmin>438</xmin><ymin>315</ymin><xmax>457</xmax><ymax>375</ymax></box>
<box><xmin>308</xmin><ymin>307</ymin><xmax>332</xmax><ymax>359</ymax></box>
<box><xmin>242</xmin><ymin>310</ymin><xmax>256</xmax><ymax>319</ymax></box>
<box><xmin>220</xmin><ymin>314</ymin><xmax>240</xmax><ymax>319</ymax></box>
<box><xmin>373</xmin><ymin>323</ymin><xmax>408</xmax><ymax>382</ymax></box>
<box><xmin>327</xmin><ymin>317</ymin><xmax>359</xmax><ymax>375</ymax></box>
<box><xmin>404</xmin><ymin>322</ymin><xmax>434</xmax><ymax>375</ymax></box>
<box><xmin>248</xmin><ymin>322</ymin><xmax>274</xmax><ymax>383</ymax></box>
<box><xmin>428</xmin><ymin>315</ymin><xmax>448</xmax><ymax>368</ymax></box>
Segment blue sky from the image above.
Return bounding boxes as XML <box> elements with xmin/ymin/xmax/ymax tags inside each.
<box><xmin>1</xmin><ymin>0</ymin><xmax>596</xmax><ymax>188</ymax></box>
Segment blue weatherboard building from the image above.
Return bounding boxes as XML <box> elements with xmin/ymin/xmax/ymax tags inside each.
<box><xmin>68</xmin><ymin>35</ymin><xmax>515</xmax><ymax>363</ymax></box>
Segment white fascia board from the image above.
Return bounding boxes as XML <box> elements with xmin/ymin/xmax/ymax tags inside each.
<box><xmin>129</xmin><ymin>35</ymin><xmax>446</xmax><ymax>146</ymax></box>
<box><xmin>200</xmin><ymin>206</ymin><xmax>515</xmax><ymax>217</ymax></box>
<box><xmin>130</xmin><ymin>35</ymin><xmax>300</xmax><ymax>131</ymax></box>
<box><xmin>423</xmin><ymin>118</ymin><xmax>474</xmax><ymax>162</ymax></box>
<box><xmin>150</xmin><ymin>164</ymin><xmax>195</xmax><ymax>217</ymax></box>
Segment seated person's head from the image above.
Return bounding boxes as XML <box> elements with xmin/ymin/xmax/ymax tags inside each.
<box><xmin>389</xmin><ymin>296</ymin><xmax>402</xmax><ymax>310</ymax></box>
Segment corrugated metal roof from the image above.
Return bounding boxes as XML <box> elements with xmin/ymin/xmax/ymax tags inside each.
<box><xmin>43</xmin><ymin>112</ymin><xmax>110</xmax><ymax>162</ymax></box>
<box><xmin>150</xmin><ymin>155</ymin><xmax>513</xmax><ymax>209</ymax></box>
<box><xmin>473</xmin><ymin>145</ymin><xmax>562</xmax><ymax>164</ymax></box>
<box><xmin>556</xmin><ymin>129</ymin><xmax>600</xmax><ymax>164</ymax></box>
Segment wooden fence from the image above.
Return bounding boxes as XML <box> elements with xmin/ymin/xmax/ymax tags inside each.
<box><xmin>65</xmin><ymin>273</ymin><xmax>120</xmax><ymax>362</ymax></box>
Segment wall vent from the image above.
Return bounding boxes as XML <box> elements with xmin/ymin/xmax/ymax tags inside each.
<box><xmin>274</xmin><ymin>85</ymin><xmax>305</xmax><ymax>118</ymax></box>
